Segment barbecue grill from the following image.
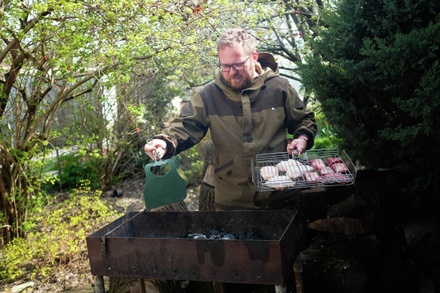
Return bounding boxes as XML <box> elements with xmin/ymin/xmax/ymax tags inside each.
<box><xmin>86</xmin><ymin>210</ymin><xmax>301</xmax><ymax>287</ymax></box>
<box><xmin>86</xmin><ymin>148</ymin><xmax>355</xmax><ymax>290</ymax></box>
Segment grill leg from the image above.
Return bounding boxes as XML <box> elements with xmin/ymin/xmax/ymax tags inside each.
<box><xmin>94</xmin><ymin>276</ymin><xmax>105</xmax><ymax>293</ymax></box>
<box><xmin>138</xmin><ymin>278</ymin><xmax>146</xmax><ymax>293</ymax></box>
<box><xmin>294</xmin><ymin>253</ymin><xmax>304</xmax><ymax>293</ymax></box>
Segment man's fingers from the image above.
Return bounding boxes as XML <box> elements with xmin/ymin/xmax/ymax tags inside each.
<box><xmin>144</xmin><ymin>139</ymin><xmax>167</xmax><ymax>160</ymax></box>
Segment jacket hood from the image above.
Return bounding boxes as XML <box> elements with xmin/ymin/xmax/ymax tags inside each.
<box><xmin>257</xmin><ymin>52</ymin><xmax>279</xmax><ymax>73</ymax></box>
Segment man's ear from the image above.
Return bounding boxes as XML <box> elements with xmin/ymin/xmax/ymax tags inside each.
<box><xmin>252</xmin><ymin>51</ymin><xmax>259</xmax><ymax>61</ymax></box>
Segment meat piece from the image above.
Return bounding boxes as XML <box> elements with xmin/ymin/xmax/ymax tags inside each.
<box><xmin>301</xmin><ymin>164</ymin><xmax>315</xmax><ymax>172</ymax></box>
<box><xmin>276</xmin><ymin>159</ymin><xmax>294</xmax><ymax>172</ymax></box>
<box><xmin>286</xmin><ymin>164</ymin><xmax>314</xmax><ymax>179</ymax></box>
<box><xmin>265</xmin><ymin>175</ymin><xmax>296</xmax><ymax>189</ymax></box>
<box><xmin>276</xmin><ymin>159</ymin><xmax>304</xmax><ymax>172</ymax></box>
<box><xmin>309</xmin><ymin>158</ymin><xmax>326</xmax><ymax>172</ymax></box>
<box><xmin>331</xmin><ymin>162</ymin><xmax>350</xmax><ymax>173</ymax></box>
<box><xmin>326</xmin><ymin>157</ymin><xmax>344</xmax><ymax>167</ymax></box>
<box><xmin>318</xmin><ymin>173</ymin><xmax>351</xmax><ymax>184</ymax></box>
<box><xmin>286</xmin><ymin>166</ymin><xmax>302</xmax><ymax>179</ymax></box>
<box><xmin>303</xmin><ymin>171</ymin><xmax>320</xmax><ymax>183</ymax></box>
<box><xmin>260</xmin><ymin>166</ymin><xmax>278</xmax><ymax>180</ymax></box>
<box><xmin>319</xmin><ymin>166</ymin><xmax>335</xmax><ymax>176</ymax></box>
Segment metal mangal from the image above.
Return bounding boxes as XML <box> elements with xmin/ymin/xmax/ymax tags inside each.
<box><xmin>86</xmin><ymin>210</ymin><xmax>301</xmax><ymax>288</ymax></box>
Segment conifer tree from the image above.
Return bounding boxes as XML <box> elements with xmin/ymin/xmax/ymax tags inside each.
<box><xmin>298</xmin><ymin>0</ymin><xmax>440</xmax><ymax>209</ymax></box>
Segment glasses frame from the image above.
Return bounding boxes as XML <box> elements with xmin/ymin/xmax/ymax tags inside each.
<box><xmin>218</xmin><ymin>55</ymin><xmax>252</xmax><ymax>72</ymax></box>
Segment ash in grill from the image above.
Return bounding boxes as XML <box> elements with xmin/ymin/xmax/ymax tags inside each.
<box><xmin>186</xmin><ymin>228</ymin><xmax>260</xmax><ymax>240</ymax></box>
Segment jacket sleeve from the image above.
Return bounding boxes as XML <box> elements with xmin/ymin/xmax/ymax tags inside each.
<box><xmin>284</xmin><ymin>84</ymin><xmax>318</xmax><ymax>150</ymax></box>
<box><xmin>154</xmin><ymin>94</ymin><xmax>209</xmax><ymax>159</ymax></box>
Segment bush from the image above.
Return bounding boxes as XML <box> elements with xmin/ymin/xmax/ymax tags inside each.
<box><xmin>0</xmin><ymin>182</ymin><xmax>121</xmax><ymax>285</ymax></box>
<box><xmin>47</xmin><ymin>152</ymin><xmax>102</xmax><ymax>191</ymax></box>
<box><xmin>175</xmin><ymin>147</ymin><xmax>204</xmax><ymax>186</ymax></box>
<box><xmin>312</xmin><ymin>112</ymin><xmax>342</xmax><ymax>150</ymax></box>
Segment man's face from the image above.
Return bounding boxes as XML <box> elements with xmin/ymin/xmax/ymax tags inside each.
<box><xmin>218</xmin><ymin>45</ymin><xmax>256</xmax><ymax>90</ymax></box>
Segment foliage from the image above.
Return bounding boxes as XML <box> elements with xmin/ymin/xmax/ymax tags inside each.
<box><xmin>56</xmin><ymin>153</ymin><xmax>101</xmax><ymax>190</ymax></box>
<box><xmin>175</xmin><ymin>148</ymin><xmax>205</xmax><ymax>186</ymax></box>
<box><xmin>52</xmin><ymin>87</ymin><xmax>144</xmax><ymax>189</ymax></box>
<box><xmin>0</xmin><ymin>0</ymin><xmax>257</xmax><ymax>243</ymax></box>
<box><xmin>297</xmin><ymin>0</ymin><xmax>440</xmax><ymax>209</ymax></box>
<box><xmin>247</xmin><ymin>0</ymin><xmax>332</xmax><ymax>99</ymax></box>
<box><xmin>312</xmin><ymin>111</ymin><xmax>342</xmax><ymax>150</ymax></box>
<box><xmin>0</xmin><ymin>182</ymin><xmax>121</xmax><ymax>284</ymax></box>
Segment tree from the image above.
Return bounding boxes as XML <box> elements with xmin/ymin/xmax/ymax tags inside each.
<box><xmin>248</xmin><ymin>0</ymin><xmax>327</xmax><ymax>78</ymax></box>
<box><xmin>0</xmin><ymin>0</ymin><xmax>256</xmax><ymax>243</ymax></box>
<box><xmin>297</xmin><ymin>0</ymin><xmax>440</xmax><ymax>213</ymax></box>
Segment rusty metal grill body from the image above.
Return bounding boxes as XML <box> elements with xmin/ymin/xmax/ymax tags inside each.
<box><xmin>86</xmin><ymin>210</ymin><xmax>301</xmax><ymax>285</ymax></box>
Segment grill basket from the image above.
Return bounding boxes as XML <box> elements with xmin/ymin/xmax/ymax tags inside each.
<box><xmin>252</xmin><ymin>148</ymin><xmax>356</xmax><ymax>191</ymax></box>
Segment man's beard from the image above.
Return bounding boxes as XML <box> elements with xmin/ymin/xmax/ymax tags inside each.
<box><xmin>221</xmin><ymin>72</ymin><xmax>253</xmax><ymax>90</ymax></box>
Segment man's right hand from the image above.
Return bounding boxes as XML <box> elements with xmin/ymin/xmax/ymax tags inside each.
<box><xmin>144</xmin><ymin>139</ymin><xmax>167</xmax><ymax>161</ymax></box>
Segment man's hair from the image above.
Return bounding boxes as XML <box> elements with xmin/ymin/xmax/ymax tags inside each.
<box><xmin>217</xmin><ymin>28</ymin><xmax>257</xmax><ymax>54</ymax></box>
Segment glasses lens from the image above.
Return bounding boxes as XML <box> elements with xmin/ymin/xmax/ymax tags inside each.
<box><xmin>232</xmin><ymin>63</ymin><xmax>244</xmax><ymax>71</ymax></box>
<box><xmin>219</xmin><ymin>65</ymin><xmax>231</xmax><ymax>72</ymax></box>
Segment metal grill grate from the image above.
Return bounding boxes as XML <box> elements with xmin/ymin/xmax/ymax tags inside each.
<box><xmin>252</xmin><ymin>148</ymin><xmax>356</xmax><ymax>191</ymax></box>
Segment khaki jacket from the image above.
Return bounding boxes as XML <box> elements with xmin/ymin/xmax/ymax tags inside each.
<box><xmin>156</xmin><ymin>53</ymin><xmax>317</xmax><ymax>209</ymax></box>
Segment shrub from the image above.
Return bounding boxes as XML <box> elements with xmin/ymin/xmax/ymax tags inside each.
<box><xmin>312</xmin><ymin>112</ymin><xmax>342</xmax><ymax>150</ymax></box>
<box><xmin>175</xmin><ymin>148</ymin><xmax>204</xmax><ymax>186</ymax></box>
<box><xmin>0</xmin><ymin>182</ymin><xmax>121</xmax><ymax>285</ymax></box>
<box><xmin>53</xmin><ymin>153</ymin><xmax>102</xmax><ymax>190</ymax></box>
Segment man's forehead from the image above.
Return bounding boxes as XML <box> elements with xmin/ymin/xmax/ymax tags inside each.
<box><xmin>218</xmin><ymin>45</ymin><xmax>248</xmax><ymax>62</ymax></box>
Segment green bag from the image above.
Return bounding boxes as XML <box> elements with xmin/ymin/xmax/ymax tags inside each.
<box><xmin>143</xmin><ymin>158</ymin><xmax>187</xmax><ymax>210</ymax></box>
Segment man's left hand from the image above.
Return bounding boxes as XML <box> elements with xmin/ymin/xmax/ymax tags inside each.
<box><xmin>287</xmin><ymin>137</ymin><xmax>308</xmax><ymax>155</ymax></box>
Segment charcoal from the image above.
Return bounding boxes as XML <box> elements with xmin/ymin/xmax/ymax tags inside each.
<box><xmin>185</xmin><ymin>228</ymin><xmax>259</xmax><ymax>240</ymax></box>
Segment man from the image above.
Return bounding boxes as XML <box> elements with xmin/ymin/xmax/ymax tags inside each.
<box><xmin>145</xmin><ymin>28</ymin><xmax>317</xmax><ymax>293</ymax></box>
<box><xmin>145</xmin><ymin>28</ymin><xmax>317</xmax><ymax>211</ymax></box>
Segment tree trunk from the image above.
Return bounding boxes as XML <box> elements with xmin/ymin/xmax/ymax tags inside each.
<box><xmin>199</xmin><ymin>181</ymin><xmax>215</xmax><ymax>211</ymax></box>
<box><xmin>198</xmin><ymin>140</ymin><xmax>215</xmax><ymax>212</ymax></box>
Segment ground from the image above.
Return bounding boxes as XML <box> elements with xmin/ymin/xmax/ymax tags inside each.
<box><xmin>1</xmin><ymin>175</ymin><xmax>200</xmax><ymax>293</ymax></box>
<box><xmin>4</xmin><ymin>173</ymin><xmax>434</xmax><ymax>293</ymax></box>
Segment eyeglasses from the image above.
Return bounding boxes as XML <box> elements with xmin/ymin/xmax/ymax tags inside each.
<box><xmin>218</xmin><ymin>55</ymin><xmax>252</xmax><ymax>72</ymax></box>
